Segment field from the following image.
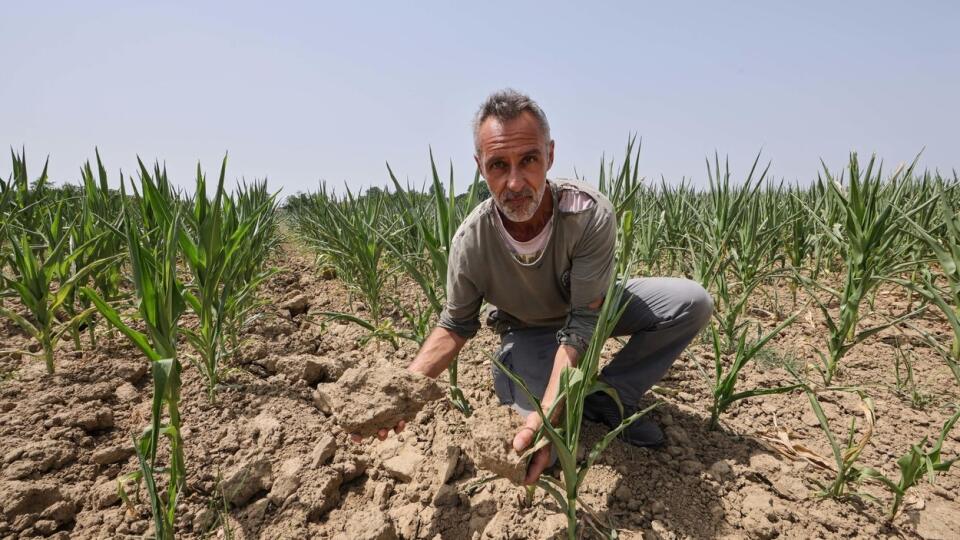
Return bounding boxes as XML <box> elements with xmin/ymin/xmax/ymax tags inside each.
<box><xmin>1</xmin><ymin>147</ymin><xmax>959</xmax><ymax>539</ymax></box>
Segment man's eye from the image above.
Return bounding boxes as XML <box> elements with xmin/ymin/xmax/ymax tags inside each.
<box><xmin>522</xmin><ymin>155</ymin><xmax>537</xmax><ymax>164</ymax></box>
<box><xmin>491</xmin><ymin>161</ymin><xmax>506</xmax><ymax>169</ymax></box>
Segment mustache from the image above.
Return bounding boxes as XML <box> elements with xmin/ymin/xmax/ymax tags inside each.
<box><xmin>500</xmin><ymin>187</ymin><xmax>535</xmax><ymax>202</ymax></box>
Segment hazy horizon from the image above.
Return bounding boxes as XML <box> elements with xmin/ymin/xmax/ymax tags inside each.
<box><xmin>3</xmin><ymin>1</ymin><xmax>958</xmax><ymax>196</ymax></box>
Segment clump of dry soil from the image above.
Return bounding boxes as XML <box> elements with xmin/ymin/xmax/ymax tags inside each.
<box><xmin>465</xmin><ymin>405</ymin><xmax>528</xmax><ymax>485</ymax></box>
<box><xmin>315</xmin><ymin>364</ymin><xmax>444</xmax><ymax>438</ymax></box>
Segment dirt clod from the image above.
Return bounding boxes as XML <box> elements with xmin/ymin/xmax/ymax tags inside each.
<box><xmin>464</xmin><ymin>405</ymin><xmax>527</xmax><ymax>485</ymax></box>
<box><xmin>314</xmin><ymin>364</ymin><xmax>443</xmax><ymax>437</ymax></box>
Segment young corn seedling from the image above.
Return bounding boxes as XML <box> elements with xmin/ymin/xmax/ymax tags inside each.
<box><xmin>858</xmin><ymin>408</ymin><xmax>960</xmax><ymax>520</ymax></box>
<box><xmin>292</xmin><ymin>182</ymin><xmax>395</xmax><ymax>329</ymax></box>
<box><xmin>891</xmin><ymin>344</ymin><xmax>933</xmax><ymax>410</ymax></box>
<box><xmin>708</xmin><ymin>311</ymin><xmax>801</xmax><ymax>429</ymax></box>
<box><xmin>494</xmin><ymin>212</ymin><xmax>659</xmax><ymax>539</ymax></box>
<box><xmin>796</xmin><ymin>153</ymin><xmax>927</xmax><ymax>383</ymax></box>
<box><xmin>802</xmin><ymin>385</ymin><xmax>875</xmax><ymax>500</ymax></box>
<box><xmin>82</xmin><ymin>175</ymin><xmax>187</xmax><ymax>540</ymax></box>
<box><xmin>381</xmin><ymin>150</ymin><xmax>482</xmax><ymax>415</ymax></box>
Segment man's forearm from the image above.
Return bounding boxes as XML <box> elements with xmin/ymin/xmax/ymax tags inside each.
<box><xmin>539</xmin><ymin>344</ymin><xmax>580</xmax><ymax>424</ymax></box>
<box><xmin>408</xmin><ymin>326</ymin><xmax>467</xmax><ymax>378</ymax></box>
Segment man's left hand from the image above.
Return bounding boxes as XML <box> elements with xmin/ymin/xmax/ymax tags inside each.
<box><xmin>513</xmin><ymin>412</ymin><xmax>552</xmax><ymax>485</ymax></box>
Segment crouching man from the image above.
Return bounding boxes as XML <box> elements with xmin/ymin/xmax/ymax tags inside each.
<box><xmin>368</xmin><ymin>89</ymin><xmax>712</xmax><ymax>485</ymax></box>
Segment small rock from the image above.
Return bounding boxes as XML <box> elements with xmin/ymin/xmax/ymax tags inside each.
<box><xmin>193</xmin><ymin>508</ymin><xmax>216</xmax><ymax>532</ymax></box>
<box><xmin>64</xmin><ymin>406</ymin><xmax>114</xmax><ymax>432</ymax></box>
<box><xmin>114</xmin><ymin>382</ymin><xmax>139</xmax><ymax>403</ymax></box>
<box><xmin>679</xmin><ymin>460</ymin><xmax>702</xmax><ymax>475</ymax></box>
<box><xmin>372</xmin><ymin>481</ymin><xmax>393</xmax><ymax>507</ymax></box>
<box><xmin>707</xmin><ymin>460</ymin><xmax>733</xmax><ymax>481</ymax></box>
<box><xmin>664</xmin><ymin>426</ymin><xmax>691</xmax><ymax>447</ymax></box>
<box><xmin>336</xmin><ymin>508</ymin><xmax>397</xmax><ymax>540</ymax></box>
<box><xmin>614</xmin><ymin>484</ymin><xmax>632</xmax><ymax>502</ymax></box>
<box><xmin>382</xmin><ymin>447</ymin><xmax>424</xmax><ymax>482</ymax></box>
<box><xmin>432</xmin><ymin>484</ymin><xmax>458</xmax><ymax>507</ymax></box>
<box><xmin>92</xmin><ymin>446</ymin><xmax>134</xmax><ymax>465</ymax></box>
<box><xmin>91</xmin><ymin>480</ymin><xmax>120</xmax><ymax>509</ymax></box>
<box><xmin>33</xmin><ymin>519</ymin><xmax>58</xmax><ymax>535</ymax></box>
<box><xmin>311</xmin><ymin>435</ymin><xmax>337</xmax><ymax>467</ymax></box>
<box><xmin>114</xmin><ymin>362</ymin><xmax>148</xmax><ymax>383</ymax></box>
<box><xmin>268</xmin><ymin>457</ymin><xmax>302</xmax><ymax>505</ymax></box>
<box><xmin>438</xmin><ymin>445</ymin><xmax>460</xmax><ymax>484</ymax></box>
<box><xmin>220</xmin><ymin>455</ymin><xmax>272</xmax><ymax>507</ymax></box>
<box><xmin>281</xmin><ymin>294</ymin><xmax>310</xmax><ymax>316</ymax></box>
<box><xmin>651</xmin><ymin>500</ymin><xmax>666</xmax><ymax>515</ymax></box>
<box><xmin>302</xmin><ymin>470</ymin><xmax>343</xmax><ymax>521</ymax></box>
<box><xmin>677</xmin><ymin>391</ymin><xmax>695</xmax><ymax>402</ymax></box>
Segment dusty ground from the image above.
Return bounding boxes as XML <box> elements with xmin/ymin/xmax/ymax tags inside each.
<box><xmin>1</xmin><ymin>240</ymin><xmax>959</xmax><ymax>540</ymax></box>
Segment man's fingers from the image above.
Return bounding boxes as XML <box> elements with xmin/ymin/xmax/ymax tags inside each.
<box><xmin>349</xmin><ymin>433</ymin><xmax>362</xmax><ymax>444</ymax></box>
<box><xmin>524</xmin><ymin>447</ymin><xmax>551</xmax><ymax>485</ymax></box>
<box><xmin>512</xmin><ymin>427</ymin><xmax>534</xmax><ymax>453</ymax></box>
<box><xmin>396</xmin><ymin>420</ymin><xmax>406</xmax><ymax>433</ymax></box>
<box><xmin>377</xmin><ymin>428</ymin><xmax>388</xmax><ymax>441</ymax></box>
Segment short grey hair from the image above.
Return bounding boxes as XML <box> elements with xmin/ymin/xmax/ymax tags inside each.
<box><xmin>473</xmin><ymin>89</ymin><xmax>551</xmax><ymax>153</ymax></box>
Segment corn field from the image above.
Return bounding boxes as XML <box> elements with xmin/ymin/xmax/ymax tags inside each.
<box><xmin>1</xmin><ymin>146</ymin><xmax>959</xmax><ymax>538</ymax></box>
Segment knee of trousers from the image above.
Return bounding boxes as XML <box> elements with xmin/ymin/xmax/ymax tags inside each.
<box><xmin>684</xmin><ymin>280</ymin><xmax>714</xmax><ymax>332</ymax></box>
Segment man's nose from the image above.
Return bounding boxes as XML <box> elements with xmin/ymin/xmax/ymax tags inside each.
<box><xmin>505</xmin><ymin>168</ymin><xmax>525</xmax><ymax>192</ymax></box>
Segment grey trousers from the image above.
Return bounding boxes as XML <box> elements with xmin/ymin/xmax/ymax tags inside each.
<box><xmin>491</xmin><ymin>277</ymin><xmax>714</xmax><ymax>417</ymax></box>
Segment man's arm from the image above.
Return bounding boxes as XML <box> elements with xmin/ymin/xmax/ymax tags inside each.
<box><xmin>512</xmin><ymin>297</ymin><xmax>602</xmax><ymax>484</ymax></box>
<box><xmin>408</xmin><ymin>326</ymin><xmax>468</xmax><ymax>378</ymax></box>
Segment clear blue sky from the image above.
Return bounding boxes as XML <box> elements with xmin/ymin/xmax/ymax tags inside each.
<box><xmin>3</xmin><ymin>1</ymin><xmax>958</xmax><ymax>196</ymax></box>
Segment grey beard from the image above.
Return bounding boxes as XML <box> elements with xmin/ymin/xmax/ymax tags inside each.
<box><xmin>494</xmin><ymin>182</ymin><xmax>547</xmax><ymax>223</ymax></box>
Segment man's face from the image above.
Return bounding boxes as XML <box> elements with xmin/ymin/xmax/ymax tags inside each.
<box><xmin>474</xmin><ymin>111</ymin><xmax>555</xmax><ymax>223</ymax></box>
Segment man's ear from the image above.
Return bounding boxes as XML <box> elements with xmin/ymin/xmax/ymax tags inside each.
<box><xmin>546</xmin><ymin>140</ymin><xmax>555</xmax><ymax>171</ymax></box>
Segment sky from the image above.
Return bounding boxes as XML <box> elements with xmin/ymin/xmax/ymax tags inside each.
<box><xmin>3</xmin><ymin>1</ymin><xmax>958</xmax><ymax>197</ymax></box>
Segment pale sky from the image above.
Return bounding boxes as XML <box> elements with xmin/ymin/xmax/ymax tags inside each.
<box><xmin>3</xmin><ymin>1</ymin><xmax>958</xmax><ymax>197</ymax></box>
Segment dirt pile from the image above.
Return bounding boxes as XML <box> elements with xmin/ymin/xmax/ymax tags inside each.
<box><xmin>464</xmin><ymin>405</ymin><xmax>528</xmax><ymax>485</ymax></box>
<box><xmin>314</xmin><ymin>364</ymin><xmax>443</xmax><ymax>437</ymax></box>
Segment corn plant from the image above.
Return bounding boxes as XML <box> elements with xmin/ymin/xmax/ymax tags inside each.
<box><xmin>708</xmin><ymin>312</ymin><xmax>801</xmax><ymax>429</ymax></box>
<box><xmin>292</xmin><ymin>182</ymin><xmax>394</xmax><ymax>326</ymax></box>
<box><xmin>82</xmin><ymin>174</ymin><xmax>187</xmax><ymax>540</ymax></box>
<box><xmin>221</xmin><ymin>179</ymin><xmax>280</xmax><ymax>351</ymax></box>
<box><xmin>493</xmin><ymin>212</ymin><xmax>659</xmax><ymax>539</ymax></box>
<box><xmin>803</xmin><ymin>386</ymin><xmax>875</xmax><ymax>499</ymax></box>
<box><xmin>71</xmin><ymin>151</ymin><xmax>126</xmax><ymax>347</ymax></box>
<box><xmin>796</xmin><ymin>154</ymin><xmax>928</xmax><ymax>383</ymax></box>
<box><xmin>897</xmin><ymin>181</ymin><xmax>960</xmax><ymax>385</ymax></box>
<box><xmin>858</xmin><ymin>408</ymin><xmax>960</xmax><ymax>520</ymax></box>
<box><xmin>0</xmin><ymin>229</ymin><xmax>107</xmax><ymax>373</ymax></box>
<box><xmin>382</xmin><ymin>151</ymin><xmax>482</xmax><ymax>415</ymax></box>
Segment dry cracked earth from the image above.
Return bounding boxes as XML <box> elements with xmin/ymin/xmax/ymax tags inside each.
<box><xmin>1</xmin><ymin>241</ymin><xmax>959</xmax><ymax>539</ymax></box>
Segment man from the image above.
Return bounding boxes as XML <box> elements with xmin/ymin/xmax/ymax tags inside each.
<box><xmin>374</xmin><ymin>89</ymin><xmax>713</xmax><ymax>485</ymax></box>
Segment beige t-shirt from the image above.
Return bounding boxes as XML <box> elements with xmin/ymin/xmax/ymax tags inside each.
<box><xmin>437</xmin><ymin>178</ymin><xmax>616</xmax><ymax>354</ymax></box>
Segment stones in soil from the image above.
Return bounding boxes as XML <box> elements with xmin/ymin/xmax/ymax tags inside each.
<box><xmin>314</xmin><ymin>364</ymin><xmax>443</xmax><ymax>438</ymax></box>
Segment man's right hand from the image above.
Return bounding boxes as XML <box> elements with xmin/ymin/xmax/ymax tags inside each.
<box><xmin>349</xmin><ymin>420</ymin><xmax>406</xmax><ymax>443</ymax></box>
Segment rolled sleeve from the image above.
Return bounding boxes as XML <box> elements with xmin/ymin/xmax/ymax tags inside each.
<box><xmin>557</xmin><ymin>205</ymin><xmax>616</xmax><ymax>354</ymax></box>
